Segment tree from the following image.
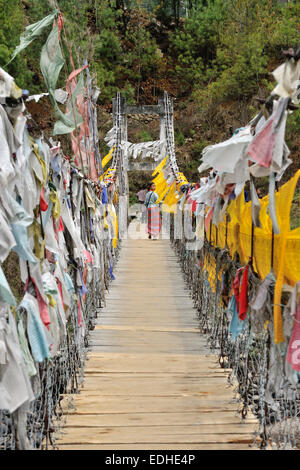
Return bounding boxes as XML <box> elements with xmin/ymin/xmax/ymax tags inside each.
<box><xmin>0</xmin><ymin>0</ymin><xmax>32</xmax><ymax>88</ymax></box>
<box><xmin>170</xmin><ymin>0</ymin><xmax>227</xmax><ymax>92</ymax></box>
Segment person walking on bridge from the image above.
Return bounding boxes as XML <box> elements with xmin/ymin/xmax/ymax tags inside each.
<box><xmin>137</xmin><ymin>187</ymin><xmax>147</xmax><ymax>223</ymax></box>
<box><xmin>144</xmin><ymin>182</ymin><xmax>161</xmax><ymax>240</ymax></box>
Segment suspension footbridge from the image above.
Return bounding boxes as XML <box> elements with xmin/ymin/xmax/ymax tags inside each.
<box><xmin>56</xmin><ymin>226</ymin><xmax>257</xmax><ymax>450</ymax></box>
<box><xmin>54</xmin><ymin>93</ymin><xmax>259</xmax><ymax>450</ymax></box>
<box><xmin>1</xmin><ymin>77</ymin><xmax>299</xmax><ymax>451</ymax></box>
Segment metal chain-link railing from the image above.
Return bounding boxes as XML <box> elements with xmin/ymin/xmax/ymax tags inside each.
<box><xmin>170</xmin><ymin>213</ymin><xmax>300</xmax><ymax>450</ymax></box>
<box><xmin>0</xmin><ymin>10</ymin><xmax>125</xmax><ymax>452</ymax></box>
<box><xmin>0</xmin><ymin>257</ymin><xmax>119</xmax><ymax>450</ymax></box>
<box><xmin>0</xmin><ymin>194</ymin><xmax>120</xmax><ymax>451</ymax></box>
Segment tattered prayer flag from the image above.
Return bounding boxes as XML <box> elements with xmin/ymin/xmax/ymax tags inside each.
<box><xmin>9</xmin><ymin>9</ymin><xmax>59</xmax><ymax>63</ymax></box>
<box><xmin>109</xmin><ymin>265</ymin><xmax>115</xmax><ymax>281</ymax></box>
<box><xmin>40</xmin><ymin>23</ymin><xmax>64</xmax><ymax>104</ymax></box>
<box><xmin>53</xmin><ymin>78</ymin><xmax>85</xmax><ymax>135</ymax></box>
<box><xmin>287</xmin><ymin>303</ymin><xmax>300</xmax><ymax>371</ymax></box>
<box><xmin>204</xmin><ymin>206</ymin><xmax>214</xmax><ymax>233</ymax></box>
<box><xmin>40</xmin><ymin>23</ymin><xmax>84</xmax><ymax>135</ymax></box>
<box><xmin>67</xmin><ymin>65</ymin><xmax>89</xmax><ymax>90</ymax></box>
<box><xmin>67</xmin><ymin>63</ymin><xmax>92</xmax><ymax>169</ymax></box>
<box><xmin>78</xmin><ymin>298</ymin><xmax>82</xmax><ymax>327</ymax></box>
<box><xmin>84</xmin><ymin>250</ymin><xmax>94</xmax><ymax>264</ymax></box>
<box><xmin>57</xmin><ymin>12</ymin><xmax>64</xmax><ymax>36</ymax></box>
<box><xmin>102</xmin><ymin>147</ymin><xmax>114</xmax><ymax>169</ymax></box>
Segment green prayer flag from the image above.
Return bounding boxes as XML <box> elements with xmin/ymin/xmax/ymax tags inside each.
<box><xmin>40</xmin><ymin>23</ymin><xmax>64</xmax><ymax>96</ymax></box>
<box><xmin>40</xmin><ymin>24</ymin><xmax>84</xmax><ymax>135</ymax></box>
<box><xmin>53</xmin><ymin>74</ymin><xmax>85</xmax><ymax>135</ymax></box>
<box><xmin>9</xmin><ymin>9</ymin><xmax>59</xmax><ymax>63</ymax></box>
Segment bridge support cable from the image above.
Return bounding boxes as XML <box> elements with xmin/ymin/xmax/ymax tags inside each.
<box><xmin>163</xmin><ymin>91</ymin><xmax>179</xmax><ymax>179</ymax></box>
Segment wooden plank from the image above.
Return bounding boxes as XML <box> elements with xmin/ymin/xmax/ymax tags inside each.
<box><xmin>56</xmin><ymin>443</ymin><xmax>256</xmax><ymax>450</ymax></box>
<box><xmin>59</xmin><ymin>411</ymin><xmax>256</xmax><ymax>428</ymax></box>
<box><xmin>77</xmin><ymin>376</ymin><xmax>237</xmax><ymax>393</ymax></box>
<box><xmin>93</xmin><ymin>325</ymin><xmax>201</xmax><ymax>333</ymax></box>
<box><xmin>57</xmin><ymin>238</ymin><xmax>258</xmax><ymax>450</ymax></box>
<box><xmin>61</xmin><ymin>396</ymin><xmax>241</xmax><ymax>415</ymax></box>
<box><xmin>56</xmin><ymin>425</ymin><xmax>256</xmax><ymax>445</ymax></box>
<box><xmin>83</xmin><ymin>355</ymin><xmax>228</xmax><ymax>374</ymax></box>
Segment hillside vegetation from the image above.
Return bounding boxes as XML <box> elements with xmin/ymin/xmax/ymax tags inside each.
<box><xmin>1</xmin><ymin>0</ymin><xmax>300</xmax><ymax>185</ymax></box>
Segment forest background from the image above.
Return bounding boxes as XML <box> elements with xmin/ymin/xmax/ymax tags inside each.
<box><xmin>1</xmin><ymin>0</ymin><xmax>300</xmax><ymax>209</ymax></box>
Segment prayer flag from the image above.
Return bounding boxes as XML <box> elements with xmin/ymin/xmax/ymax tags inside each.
<box><xmin>9</xmin><ymin>10</ymin><xmax>59</xmax><ymax>63</ymax></box>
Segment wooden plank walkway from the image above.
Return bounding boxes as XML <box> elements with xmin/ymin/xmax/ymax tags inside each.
<box><xmin>57</xmin><ymin>223</ymin><xmax>258</xmax><ymax>450</ymax></box>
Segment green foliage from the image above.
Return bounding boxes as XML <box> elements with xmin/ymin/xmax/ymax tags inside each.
<box><xmin>0</xmin><ymin>0</ymin><xmax>24</xmax><ymax>64</ymax></box>
<box><xmin>124</xmin><ymin>29</ymin><xmax>158</xmax><ymax>81</ymax></box>
<box><xmin>191</xmin><ymin>0</ymin><xmax>300</xmax><ymax>111</ymax></box>
<box><xmin>285</xmin><ymin>107</ymin><xmax>300</xmax><ymax>150</ymax></box>
<box><xmin>89</xmin><ymin>1</ymin><xmax>161</xmax><ymax>102</ymax></box>
<box><xmin>175</xmin><ymin>129</ymin><xmax>185</xmax><ymax>146</ymax></box>
<box><xmin>290</xmin><ymin>185</ymin><xmax>300</xmax><ymax>231</ymax></box>
<box><xmin>192</xmin><ymin>139</ymin><xmax>210</xmax><ymax>158</ymax></box>
<box><xmin>170</xmin><ymin>0</ymin><xmax>227</xmax><ymax>91</ymax></box>
<box><xmin>1</xmin><ymin>0</ymin><xmax>299</xmax><ymax>198</ymax></box>
<box><xmin>182</xmin><ymin>157</ymin><xmax>200</xmax><ymax>182</ymax></box>
<box><xmin>99</xmin><ymin>141</ymin><xmax>110</xmax><ymax>159</ymax></box>
<box><xmin>153</xmin><ymin>0</ymin><xmax>186</xmax><ymax>25</ymax></box>
<box><xmin>129</xmin><ymin>192</ymin><xmax>139</xmax><ymax>205</ymax></box>
<box><xmin>264</xmin><ymin>1</ymin><xmax>300</xmax><ymax>54</ymax></box>
<box><xmin>1</xmin><ymin>0</ymin><xmax>300</xmax><ymax>110</ymax></box>
<box><xmin>0</xmin><ymin>0</ymin><xmax>32</xmax><ymax>89</ymax></box>
<box><xmin>136</xmin><ymin>129</ymin><xmax>154</xmax><ymax>141</ymax></box>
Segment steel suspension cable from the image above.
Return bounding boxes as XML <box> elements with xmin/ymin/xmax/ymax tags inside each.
<box><xmin>163</xmin><ymin>91</ymin><xmax>179</xmax><ymax>179</ymax></box>
<box><xmin>111</xmin><ymin>91</ymin><xmax>122</xmax><ymax>171</ymax></box>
